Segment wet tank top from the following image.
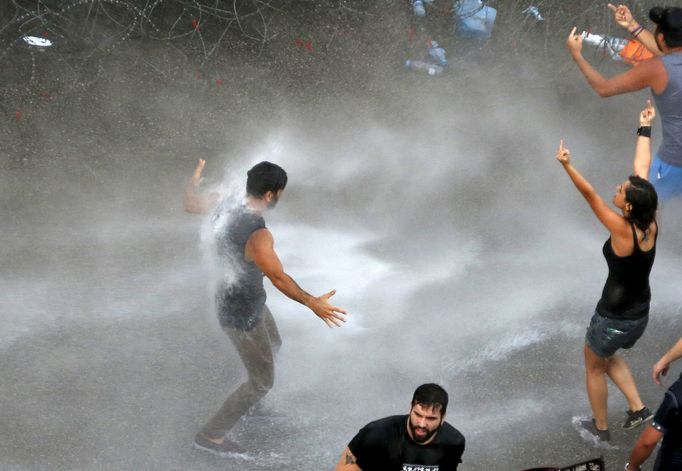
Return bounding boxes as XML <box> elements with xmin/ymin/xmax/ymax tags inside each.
<box><xmin>215</xmin><ymin>205</ymin><xmax>267</xmax><ymax>330</ymax></box>
<box><xmin>596</xmin><ymin>222</ymin><xmax>656</xmax><ymax>320</ymax></box>
<box><xmin>653</xmin><ymin>52</ymin><xmax>682</xmax><ymax>166</ymax></box>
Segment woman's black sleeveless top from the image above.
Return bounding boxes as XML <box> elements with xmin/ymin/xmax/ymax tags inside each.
<box><xmin>596</xmin><ymin>222</ymin><xmax>656</xmax><ymax>320</ymax></box>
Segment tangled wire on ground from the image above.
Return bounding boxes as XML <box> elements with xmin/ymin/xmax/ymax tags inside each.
<box><xmin>0</xmin><ymin>0</ymin><xmax>660</xmax><ymax>95</ymax></box>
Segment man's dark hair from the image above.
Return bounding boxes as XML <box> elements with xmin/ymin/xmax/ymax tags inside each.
<box><xmin>246</xmin><ymin>161</ymin><xmax>288</xmax><ymax>198</ymax></box>
<box><xmin>411</xmin><ymin>383</ymin><xmax>448</xmax><ymax>416</ymax></box>
<box><xmin>650</xmin><ymin>6</ymin><xmax>682</xmax><ymax>48</ymax></box>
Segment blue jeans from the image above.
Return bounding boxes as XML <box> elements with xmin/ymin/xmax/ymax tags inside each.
<box><xmin>649</xmin><ymin>155</ymin><xmax>682</xmax><ymax>202</ymax></box>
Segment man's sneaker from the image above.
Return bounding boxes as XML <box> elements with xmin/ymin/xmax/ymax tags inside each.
<box><xmin>580</xmin><ymin>418</ymin><xmax>611</xmax><ymax>442</ymax></box>
<box><xmin>193</xmin><ymin>433</ymin><xmax>246</xmax><ymax>456</ymax></box>
<box><xmin>623</xmin><ymin>407</ymin><xmax>654</xmax><ymax>430</ymax></box>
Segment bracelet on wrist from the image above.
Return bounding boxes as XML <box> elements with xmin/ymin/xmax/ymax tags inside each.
<box><xmin>637</xmin><ymin>126</ymin><xmax>652</xmax><ymax>137</ymax></box>
<box><xmin>630</xmin><ymin>25</ymin><xmax>644</xmax><ymax>37</ymax></box>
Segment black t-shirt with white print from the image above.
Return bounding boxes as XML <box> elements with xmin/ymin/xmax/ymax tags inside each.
<box><xmin>348</xmin><ymin>414</ymin><xmax>465</xmax><ymax>471</ymax></box>
<box><xmin>651</xmin><ymin>373</ymin><xmax>682</xmax><ymax>468</ymax></box>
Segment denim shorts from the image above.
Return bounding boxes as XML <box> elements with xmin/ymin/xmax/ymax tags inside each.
<box><xmin>585</xmin><ymin>311</ymin><xmax>648</xmax><ymax>358</ymax></box>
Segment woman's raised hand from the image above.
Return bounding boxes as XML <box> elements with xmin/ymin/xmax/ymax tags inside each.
<box><xmin>607</xmin><ymin>3</ymin><xmax>636</xmax><ymax>30</ymax></box>
<box><xmin>556</xmin><ymin>140</ymin><xmax>571</xmax><ymax>165</ymax></box>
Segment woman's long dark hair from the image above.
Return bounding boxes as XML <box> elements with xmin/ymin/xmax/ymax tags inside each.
<box><xmin>625</xmin><ymin>175</ymin><xmax>658</xmax><ymax>232</ymax></box>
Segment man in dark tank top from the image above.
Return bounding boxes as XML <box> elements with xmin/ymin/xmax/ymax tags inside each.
<box><xmin>185</xmin><ymin>160</ymin><xmax>348</xmax><ymax>455</ymax></box>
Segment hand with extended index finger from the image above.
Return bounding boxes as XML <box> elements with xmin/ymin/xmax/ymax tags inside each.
<box><xmin>556</xmin><ymin>140</ymin><xmax>571</xmax><ymax>164</ymax></box>
<box><xmin>566</xmin><ymin>26</ymin><xmax>584</xmax><ymax>57</ymax></box>
<box><xmin>640</xmin><ymin>99</ymin><xmax>656</xmax><ymax>126</ymax></box>
<box><xmin>191</xmin><ymin>158</ymin><xmax>207</xmax><ymax>187</ymax></box>
<box><xmin>310</xmin><ymin>289</ymin><xmax>348</xmax><ymax>328</ymax></box>
<box><xmin>607</xmin><ymin>3</ymin><xmax>635</xmax><ymax>30</ymax></box>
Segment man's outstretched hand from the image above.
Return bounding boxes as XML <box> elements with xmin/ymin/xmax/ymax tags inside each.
<box><xmin>309</xmin><ymin>289</ymin><xmax>348</xmax><ymax>328</ymax></box>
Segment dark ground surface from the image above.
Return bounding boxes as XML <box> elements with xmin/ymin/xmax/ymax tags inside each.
<box><xmin>2</xmin><ymin>1</ymin><xmax>682</xmax><ymax>470</ymax></box>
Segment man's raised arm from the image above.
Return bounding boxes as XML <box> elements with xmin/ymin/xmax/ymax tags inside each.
<box><xmin>183</xmin><ymin>159</ymin><xmax>219</xmax><ymax>214</ymax></box>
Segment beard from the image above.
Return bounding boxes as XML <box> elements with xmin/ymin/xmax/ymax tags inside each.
<box><xmin>408</xmin><ymin>419</ymin><xmax>440</xmax><ymax>444</ymax></box>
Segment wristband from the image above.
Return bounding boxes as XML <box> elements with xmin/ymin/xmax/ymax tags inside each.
<box><xmin>625</xmin><ymin>463</ymin><xmax>642</xmax><ymax>471</ymax></box>
<box><xmin>637</xmin><ymin>126</ymin><xmax>651</xmax><ymax>137</ymax></box>
<box><xmin>630</xmin><ymin>25</ymin><xmax>644</xmax><ymax>37</ymax></box>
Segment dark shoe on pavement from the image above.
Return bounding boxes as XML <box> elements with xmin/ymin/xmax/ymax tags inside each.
<box><xmin>580</xmin><ymin>418</ymin><xmax>611</xmax><ymax>442</ymax></box>
<box><xmin>623</xmin><ymin>406</ymin><xmax>654</xmax><ymax>430</ymax></box>
<box><xmin>193</xmin><ymin>433</ymin><xmax>246</xmax><ymax>456</ymax></box>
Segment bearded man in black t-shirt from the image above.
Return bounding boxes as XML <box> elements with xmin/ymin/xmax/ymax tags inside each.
<box><xmin>335</xmin><ymin>383</ymin><xmax>465</xmax><ymax>471</ymax></box>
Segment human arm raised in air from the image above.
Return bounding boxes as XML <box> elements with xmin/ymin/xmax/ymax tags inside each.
<box><xmin>633</xmin><ymin>100</ymin><xmax>655</xmax><ymax>180</ymax></box>
<box><xmin>566</xmin><ymin>27</ymin><xmax>666</xmax><ymax>96</ymax></box>
<box><xmin>183</xmin><ymin>159</ymin><xmax>220</xmax><ymax>214</ymax></box>
<box><xmin>555</xmin><ymin>140</ymin><xmax>631</xmax><ymax>237</ymax></box>
<box><xmin>335</xmin><ymin>447</ymin><xmax>362</xmax><ymax>471</ymax></box>
<box><xmin>608</xmin><ymin>3</ymin><xmax>662</xmax><ymax>56</ymax></box>
<box><xmin>245</xmin><ymin>228</ymin><xmax>347</xmax><ymax>328</ymax></box>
